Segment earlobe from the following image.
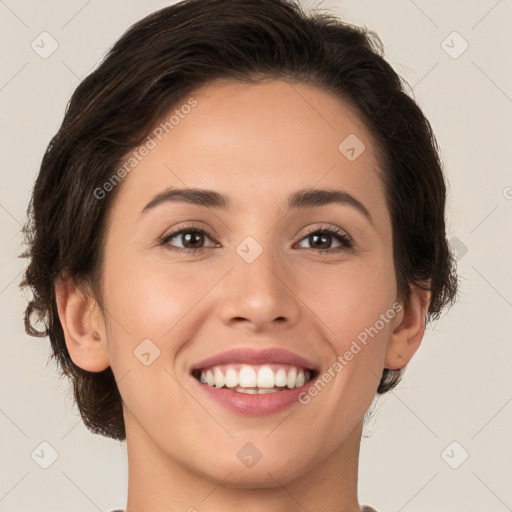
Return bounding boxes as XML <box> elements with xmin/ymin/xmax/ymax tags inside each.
<box><xmin>54</xmin><ymin>275</ymin><xmax>110</xmax><ymax>372</ymax></box>
<box><xmin>384</xmin><ymin>285</ymin><xmax>431</xmax><ymax>370</ymax></box>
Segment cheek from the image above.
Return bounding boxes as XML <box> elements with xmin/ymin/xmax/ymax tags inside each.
<box><xmin>297</xmin><ymin>259</ymin><xmax>398</xmax><ymax>432</ymax></box>
<box><xmin>299</xmin><ymin>254</ymin><xmax>397</xmax><ymax>349</ymax></box>
<box><xmin>102</xmin><ymin>256</ymin><xmax>219</xmax><ymax>343</ymax></box>
<box><xmin>100</xmin><ymin>260</ymin><xmax>202</xmax><ymax>423</ymax></box>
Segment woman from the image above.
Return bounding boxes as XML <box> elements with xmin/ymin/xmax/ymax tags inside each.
<box><xmin>20</xmin><ymin>0</ymin><xmax>458</xmax><ymax>510</ymax></box>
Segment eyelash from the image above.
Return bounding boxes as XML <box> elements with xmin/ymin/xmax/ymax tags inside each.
<box><xmin>159</xmin><ymin>223</ymin><xmax>353</xmax><ymax>254</ymax></box>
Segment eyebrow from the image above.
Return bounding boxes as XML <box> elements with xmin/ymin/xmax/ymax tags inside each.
<box><xmin>140</xmin><ymin>187</ymin><xmax>373</xmax><ymax>225</ymax></box>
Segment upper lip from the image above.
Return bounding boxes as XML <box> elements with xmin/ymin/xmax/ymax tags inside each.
<box><xmin>190</xmin><ymin>347</ymin><xmax>319</xmax><ymax>372</ymax></box>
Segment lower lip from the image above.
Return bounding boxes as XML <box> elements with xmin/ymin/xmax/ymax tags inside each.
<box><xmin>191</xmin><ymin>375</ymin><xmax>317</xmax><ymax>415</ymax></box>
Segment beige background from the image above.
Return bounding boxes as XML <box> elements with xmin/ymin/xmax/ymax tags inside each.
<box><xmin>1</xmin><ymin>0</ymin><xmax>511</xmax><ymax>510</ymax></box>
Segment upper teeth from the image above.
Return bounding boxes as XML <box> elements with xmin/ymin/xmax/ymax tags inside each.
<box><xmin>197</xmin><ymin>364</ymin><xmax>311</xmax><ymax>389</ymax></box>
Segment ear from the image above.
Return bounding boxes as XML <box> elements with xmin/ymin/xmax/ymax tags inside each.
<box><xmin>385</xmin><ymin>284</ymin><xmax>431</xmax><ymax>370</ymax></box>
<box><xmin>54</xmin><ymin>275</ymin><xmax>110</xmax><ymax>372</ymax></box>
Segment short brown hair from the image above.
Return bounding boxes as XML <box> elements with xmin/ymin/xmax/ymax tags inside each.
<box><xmin>20</xmin><ymin>0</ymin><xmax>458</xmax><ymax>441</ymax></box>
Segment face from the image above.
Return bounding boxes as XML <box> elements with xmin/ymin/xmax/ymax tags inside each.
<box><xmin>96</xmin><ymin>79</ymin><xmax>399</xmax><ymax>486</ymax></box>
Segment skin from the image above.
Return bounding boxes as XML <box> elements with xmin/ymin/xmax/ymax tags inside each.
<box><xmin>56</xmin><ymin>79</ymin><xmax>430</xmax><ymax>512</ymax></box>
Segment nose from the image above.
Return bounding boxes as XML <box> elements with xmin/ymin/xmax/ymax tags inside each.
<box><xmin>217</xmin><ymin>245</ymin><xmax>301</xmax><ymax>332</ymax></box>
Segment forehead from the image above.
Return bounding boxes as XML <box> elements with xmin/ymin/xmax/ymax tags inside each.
<box><xmin>110</xmin><ymin>79</ymin><xmax>387</xmax><ymax>222</ymax></box>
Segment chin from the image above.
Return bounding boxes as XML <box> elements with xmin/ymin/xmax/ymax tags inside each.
<box><xmin>187</xmin><ymin>446</ymin><xmax>316</xmax><ymax>489</ymax></box>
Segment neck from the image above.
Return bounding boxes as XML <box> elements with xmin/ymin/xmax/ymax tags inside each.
<box><xmin>123</xmin><ymin>419</ymin><xmax>364</xmax><ymax>512</ymax></box>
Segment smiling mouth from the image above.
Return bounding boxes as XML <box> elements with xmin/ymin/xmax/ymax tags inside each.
<box><xmin>191</xmin><ymin>363</ymin><xmax>319</xmax><ymax>394</ymax></box>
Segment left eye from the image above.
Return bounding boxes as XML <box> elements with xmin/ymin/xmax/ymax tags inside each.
<box><xmin>296</xmin><ymin>228</ymin><xmax>353</xmax><ymax>251</ymax></box>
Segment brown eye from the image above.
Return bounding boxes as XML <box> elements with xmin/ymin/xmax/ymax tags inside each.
<box><xmin>297</xmin><ymin>228</ymin><xmax>353</xmax><ymax>252</ymax></box>
<box><xmin>160</xmin><ymin>226</ymin><xmax>217</xmax><ymax>251</ymax></box>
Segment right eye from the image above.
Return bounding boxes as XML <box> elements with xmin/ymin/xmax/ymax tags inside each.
<box><xmin>160</xmin><ymin>225</ymin><xmax>219</xmax><ymax>252</ymax></box>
